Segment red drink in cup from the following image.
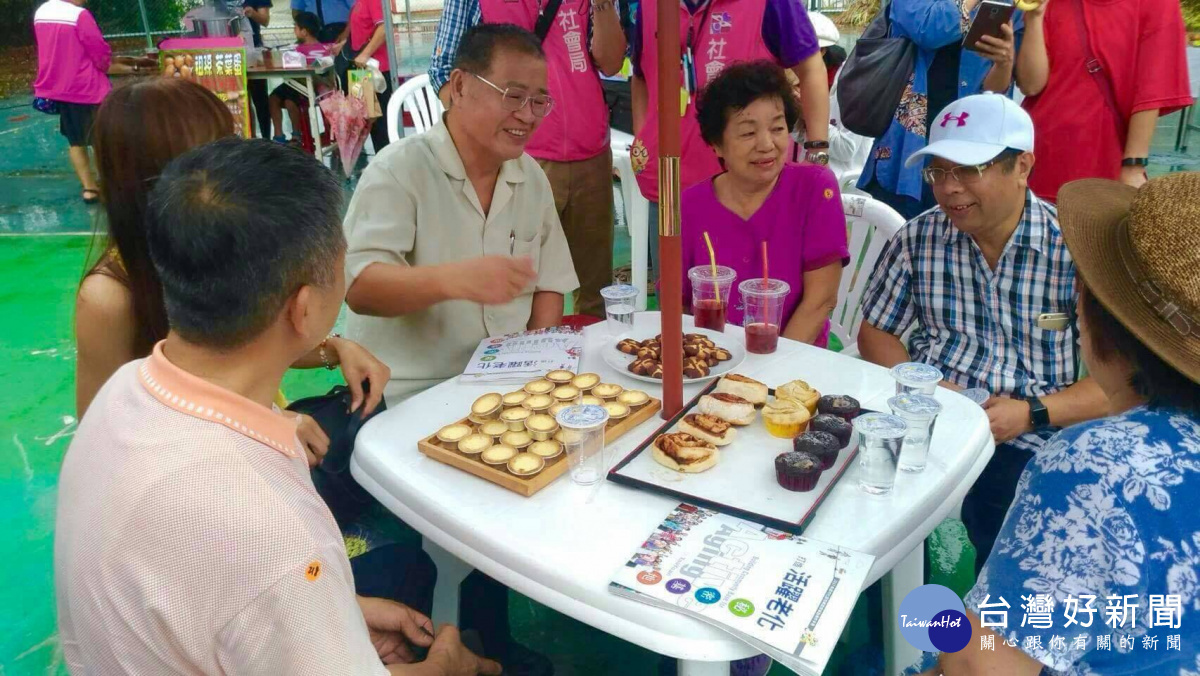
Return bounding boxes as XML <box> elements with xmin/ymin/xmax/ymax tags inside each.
<box><xmin>738</xmin><ymin>278</ymin><xmax>790</xmax><ymax>355</ymax></box>
<box><xmin>687</xmin><ymin>265</ymin><xmax>737</xmax><ymax>333</ymax></box>
<box><xmin>692</xmin><ymin>298</ymin><xmax>727</xmax><ymax>332</ymax></box>
<box><xmin>744</xmin><ymin>323</ymin><xmax>779</xmax><ymax>354</ymax></box>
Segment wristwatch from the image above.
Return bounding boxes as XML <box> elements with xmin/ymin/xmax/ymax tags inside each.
<box><xmin>1028</xmin><ymin>396</ymin><xmax>1050</xmax><ymax>430</ymax></box>
<box><xmin>805</xmin><ymin>150</ymin><xmax>830</xmax><ymax>166</ymax></box>
<box><xmin>1121</xmin><ymin>157</ymin><xmax>1149</xmax><ymax>167</ymax></box>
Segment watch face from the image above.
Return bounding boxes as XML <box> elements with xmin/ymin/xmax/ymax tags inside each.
<box><xmin>807</xmin><ymin>151</ymin><xmax>830</xmax><ymax>166</ymax></box>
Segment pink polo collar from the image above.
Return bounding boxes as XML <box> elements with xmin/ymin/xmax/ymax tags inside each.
<box><xmin>139</xmin><ymin>341</ymin><xmax>301</xmax><ymax>459</ymax></box>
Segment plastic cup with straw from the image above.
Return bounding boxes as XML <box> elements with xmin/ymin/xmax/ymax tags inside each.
<box><xmin>738</xmin><ymin>241</ymin><xmax>789</xmax><ymax>354</ymax></box>
<box><xmin>687</xmin><ymin>232</ymin><xmax>736</xmax><ymax>332</ymax></box>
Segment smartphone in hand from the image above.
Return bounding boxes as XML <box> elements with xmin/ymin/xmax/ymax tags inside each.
<box><xmin>963</xmin><ymin>1</ymin><xmax>1016</xmax><ymax>52</ymax></box>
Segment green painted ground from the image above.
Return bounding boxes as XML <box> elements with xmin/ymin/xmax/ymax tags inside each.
<box><xmin>3</xmin><ymin>88</ymin><xmax>1196</xmax><ymax>675</ymax></box>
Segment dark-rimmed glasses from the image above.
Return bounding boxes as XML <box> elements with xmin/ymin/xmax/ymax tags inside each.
<box><xmin>472</xmin><ymin>73</ymin><xmax>554</xmax><ymax>118</ymax></box>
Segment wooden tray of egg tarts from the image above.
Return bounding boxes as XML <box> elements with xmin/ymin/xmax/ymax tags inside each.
<box><xmin>418</xmin><ymin>371</ymin><xmax>662</xmax><ymax>496</ymax></box>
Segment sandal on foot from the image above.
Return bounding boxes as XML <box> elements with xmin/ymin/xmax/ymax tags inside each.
<box><xmin>82</xmin><ymin>189</ymin><xmax>100</xmax><ymax>205</ymax></box>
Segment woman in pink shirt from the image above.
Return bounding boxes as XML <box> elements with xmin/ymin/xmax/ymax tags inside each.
<box><xmin>681</xmin><ymin>60</ymin><xmax>848</xmax><ymax>347</ymax></box>
<box><xmin>32</xmin><ymin>0</ymin><xmax>135</xmax><ymax>203</ymax></box>
<box><xmin>349</xmin><ymin>0</ymin><xmax>396</xmax><ymax>152</ymax></box>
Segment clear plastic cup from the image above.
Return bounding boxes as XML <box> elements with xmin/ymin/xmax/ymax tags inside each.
<box><xmin>600</xmin><ymin>284</ymin><xmax>639</xmax><ymax>335</ymax></box>
<box><xmin>890</xmin><ymin>362</ymin><xmax>944</xmax><ymax>395</ymax></box>
<box><xmin>556</xmin><ymin>405</ymin><xmax>610</xmax><ymax>486</ymax></box>
<box><xmin>888</xmin><ymin>394</ymin><xmax>943</xmax><ymax>473</ymax></box>
<box><xmin>688</xmin><ymin>266</ymin><xmax>737</xmax><ymax>332</ymax></box>
<box><xmin>738</xmin><ymin>279</ymin><xmax>790</xmax><ymax>355</ymax></box>
<box><xmin>854</xmin><ymin>413</ymin><xmax>908</xmax><ymax>495</ymax></box>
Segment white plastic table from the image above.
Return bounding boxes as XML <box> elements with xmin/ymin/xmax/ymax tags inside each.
<box><xmin>352</xmin><ymin>313</ymin><xmax>994</xmax><ymax>675</ymax></box>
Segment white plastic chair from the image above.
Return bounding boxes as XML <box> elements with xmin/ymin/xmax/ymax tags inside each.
<box><xmin>387</xmin><ymin>74</ymin><xmax>445</xmax><ymax>143</ymax></box>
<box><xmin>830</xmin><ymin>194</ymin><xmax>905</xmax><ymax>357</ymax></box>
<box><xmin>611</xmin><ymin>129</ymin><xmax>649</xmax><ymax>311</ymax></box>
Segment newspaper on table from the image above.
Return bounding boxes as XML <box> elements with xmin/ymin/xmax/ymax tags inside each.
<box><xmin>459</xmin><ymin>327</ymin><xmax>584</xmax><ymax>386</ymax></box>
<box><xmin>609</xmin><ymin>504</ymin><xmax>874</xmax><ymax>676</ymax></box>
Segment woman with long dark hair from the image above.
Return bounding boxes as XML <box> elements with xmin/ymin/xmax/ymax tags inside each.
<box><xmin>75</xmin><ymin>78</ymin><xmax>389</xmax><ymax>462</ymax></box>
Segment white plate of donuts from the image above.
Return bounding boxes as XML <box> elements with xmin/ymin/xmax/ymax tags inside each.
<box><xmin>602</xmin><ymin>327</ymin><xmax>747</xmax><ymax>385</ymax></box>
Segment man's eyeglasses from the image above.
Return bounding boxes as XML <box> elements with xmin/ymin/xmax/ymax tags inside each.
<box><xmin>471</xmin><ymin>73</ymin><xmax>554</xmax><ymax>118</ymax></box>
<box><xmin>920</xmin><ymin>157</ymin><xmax>1005</xmax><ymax>186</ymax></box>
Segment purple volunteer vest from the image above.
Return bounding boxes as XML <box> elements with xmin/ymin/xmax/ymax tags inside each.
<box><xmin>479</xmin><ymin>0</ymin><xmax>609</xmax><ymax>162</ymax></box>
<box><xmin>632</xmin><ymin>0</ymin><xmax>774</xmax><ymax>202</ymax></box>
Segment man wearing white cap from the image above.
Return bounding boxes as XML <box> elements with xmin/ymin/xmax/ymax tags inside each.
<box><xmin>857</xmin><ymin>93</ymin><xmax>1109</xmax><ymax>570</ymax></box>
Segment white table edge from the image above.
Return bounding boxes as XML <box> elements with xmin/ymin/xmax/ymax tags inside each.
<box><xmin>351</xmin><ymin>458</ymin><xmax>760</xmax><ymax>662</ymax></box>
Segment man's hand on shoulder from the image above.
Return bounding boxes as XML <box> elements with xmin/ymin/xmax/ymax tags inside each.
<box><xmin>440</xmin><ymin>256</ymin><xmax>537</xmax><ymax>305</ymax></box>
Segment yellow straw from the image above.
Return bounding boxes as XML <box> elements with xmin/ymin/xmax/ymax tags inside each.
<box><xmin>703</xmin><ymin>231</ymin><xmax>720</xmax><ymax>305</ymax></box>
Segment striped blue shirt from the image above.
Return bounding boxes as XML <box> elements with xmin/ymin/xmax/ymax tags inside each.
<box><xmin>861</xmin><ymin>191</ymin><xmax>1078</xmax><ymax>452</ymax></box>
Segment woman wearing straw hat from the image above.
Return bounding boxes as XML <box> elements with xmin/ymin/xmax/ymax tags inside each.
<box><xmin>922</xmin><ymin>173</ymin><xmax>1200</xmax><ymax>674</ymax></box>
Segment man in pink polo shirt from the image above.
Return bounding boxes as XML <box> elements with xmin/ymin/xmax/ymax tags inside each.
<box><xmin>55</xmin><ymin>138</ymin><xmax>500</xmax><ymax>676</ymax></box>
<box><xmin>32</xmin><ymin>0</ymin><xmax>133</xmax><ymax>204</ymax></box>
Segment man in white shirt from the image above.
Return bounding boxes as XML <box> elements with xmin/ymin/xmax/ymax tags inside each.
<box><xmin>344</xmin><ymin>24</ymin><xmax>578</xmax><ymax>403</ymax></box>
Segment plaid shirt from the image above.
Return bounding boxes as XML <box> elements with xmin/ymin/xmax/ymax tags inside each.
<box><xmin>861</xmin><ymin>191</ymin><xmax>1078</xmax><ymax>452</ymax></box>
<box><xmin>428</xmin><ymin>0</ymin><xmax>482</xmax><ymax>93</ymax></box>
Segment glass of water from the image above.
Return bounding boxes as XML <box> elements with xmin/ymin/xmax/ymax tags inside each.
<box><xmin>556</xmin><ymin>405</ymin><xmax>610</xmax><ymax>486</ymax></box>
<box><xmin>890</xmin><ymin>362</ymin><xmax>944</xmax><ymax>395</ymax></box>
<box><xmin>600</xmin><ymin>284</ymin><xmax>639</xmax><ymax>335</ymax></box>
<box><xmin>888</xmin><ymin>394</ymin><xmax>943</xmax><ymax>473</ymax></box>
<box><xmin>854</xmin><ymin>413</ymin><xmax>909</xmax><ymax>495</ymax></box>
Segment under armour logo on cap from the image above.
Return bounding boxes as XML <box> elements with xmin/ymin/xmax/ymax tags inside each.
<box><xmin>941</xmin><ymin>112</ymin><xmax>970</xmax><ymax>128</ymax></box>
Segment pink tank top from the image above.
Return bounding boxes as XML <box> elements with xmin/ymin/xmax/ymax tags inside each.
<box><xmin>632</xmin><ymin>0</ymin><xmax>773</xmax><ymax>202</ymax></box>
<box><xmin>479</xmin><ymin>0</ymin><xmax>609</xmax><ymax>162</ymax></box>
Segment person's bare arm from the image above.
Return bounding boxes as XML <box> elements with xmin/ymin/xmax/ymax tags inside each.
<box><xmin>781</xmin><ymin>263</ymin><xmax>840</xmax><ymax>345</ymax></box>
<box><xmin>933</xmin><ymin>610</ymin><xmax>1044</xmax><ymax>675</ymax></box>
<box><xmin>346</xmin><ymin>256</ymin><xmax>537</xmax><ymax>318</ymax></box>
<box><xmin>857</xmin><ymin>322</ymin><xmax>911</xmax><ymax>368</ymax></box>
<box><xmin>1015</xmin><ymin>3</ymin><xmax>1049</xmax><ymax>96</ymax></box>
<box><xmin>589</xmin><ymin>0</ymin><xmax>626</xmax><ymax>76</ymax></box>
<box><xmin>528</xmin><ymin>291</ymin><xmax>565</xmax><ymax>330</ymax></box>
<box><xmin>631</xmin><ymin>75</ymin><xmax>647</xmax><ymax>135</ymax></box>
<box><xmin>791</xmin><ymin>53</ymin><xmax>829</xmax><ymax>143</ymax></box>
<box><xmin>75</xmin><ymin>274</ymin><xmax>139</xmax><ymax>417</ymax></box>
<box><xmin>979</xmin><ymin>23</ymin><xmax>1016</xmax><ymax>93</ymax></box>
<box><xmin>983</xmin><ymin>376</ymin><xmax>1109</xmax><ymax>443</ymax></box>
<box><xmin>354</xmin><ymin>24</ymin><xmax>386</xmax><ymax>67</ymax></box>
<box><xmin>1120</xmin><ymin>109</ymin><xmax>1159</xmax><ymax>188</ymax></box>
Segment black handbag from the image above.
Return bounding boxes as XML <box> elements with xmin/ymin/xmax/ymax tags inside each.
<box><xmin>836</xmin><ymin>2</ymin><xmax>917</xmax><ymax>138</ymax></box>
<box><xmin>288</xmin><ymin>383</ymin><xmax>387</xmax><ymax>528</ymax></box>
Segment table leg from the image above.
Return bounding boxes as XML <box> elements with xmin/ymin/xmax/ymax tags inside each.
<box><xmin>678</xmin><ymin>659</ymin><xmax>730</xmax><ymax>676</ymax></box>
<box><xmin>305</xmin><ymin>75</ymin><xmax>322</xmax><ymax>162</ymax></box>
<box><xmin>882</xmin><ymin>543</ymin><xmax>924</xmax><ymax>676</ymax></box>
<box><xmin>423</xmin><ymin>537</ymin><xmax>473</xmax><ymax>627</ymax></box>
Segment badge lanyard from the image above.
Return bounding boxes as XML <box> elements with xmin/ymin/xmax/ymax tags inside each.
<box><xmin>680</xmin><ymin>0</ymin><xmax>716</xmax><ymax>110</ymax></box>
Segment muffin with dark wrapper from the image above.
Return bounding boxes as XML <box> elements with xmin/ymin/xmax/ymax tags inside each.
<box><xmin>793</xmin><ymin>431</ymin><xmax>841</xmax><ymax>470</ymax></box>
<box><xmin>816</xmin><ymin>394</ymin><xmax>861</xmax><ymax>421</ymax></box>
<box><xmin>810</xmin><ymin>413</ymin><xmax>854</xmax><ymax>448</ymax></box>
<box><xmin>775</xmin><ymin>451</ymin><xmax>823</xmax><ymax>492</ymax></box>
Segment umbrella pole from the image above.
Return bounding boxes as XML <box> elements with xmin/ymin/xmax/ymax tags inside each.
<box><xmin>657</xmin><ymin>0</ymin><xmax>684</xmax><ymax>419</ymax></box>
